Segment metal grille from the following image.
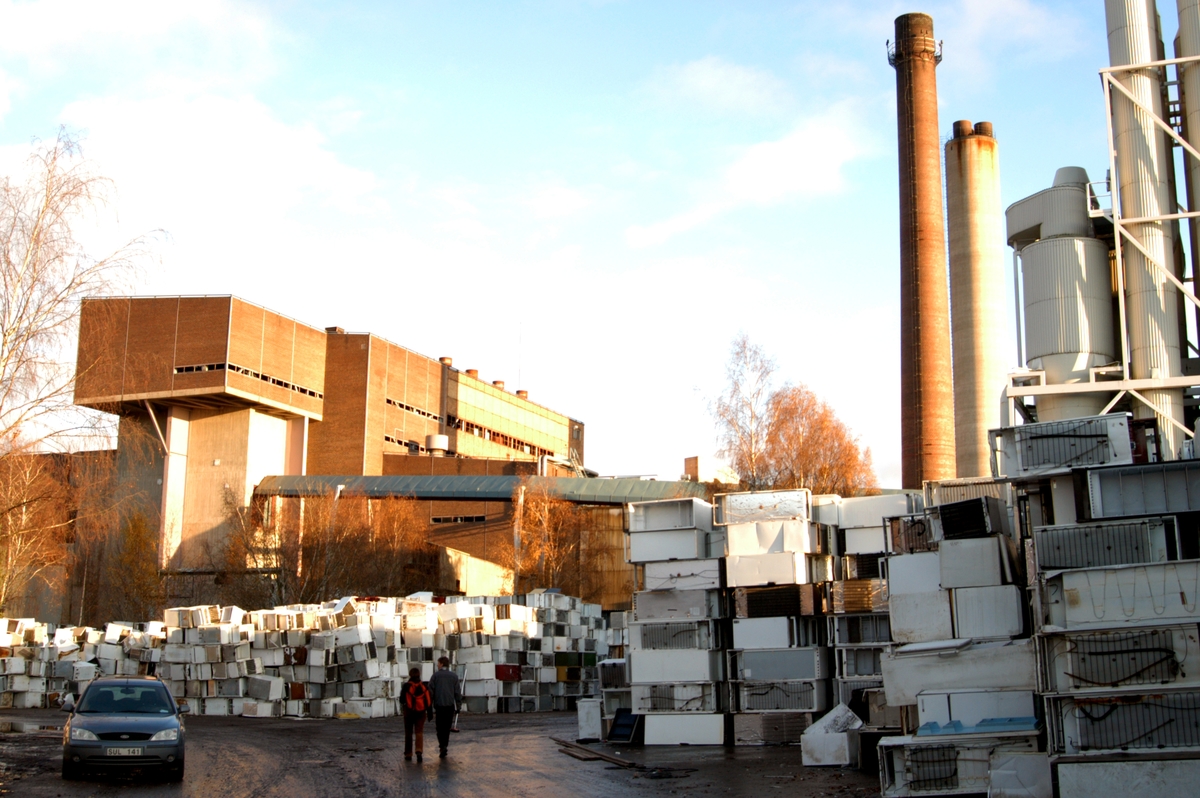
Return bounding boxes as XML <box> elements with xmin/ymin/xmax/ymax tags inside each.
<box><xmin>890</xmin><ymin>516</ymin><xmax>936</xmax><ymax>553</ymax></box>
<box><xmin>851</xmin><ymin>553</ymin><xmax>884</xmax><ymax>579</ymax></box>
<box><xmin>1036</xmin><ymin>520</ymin><xmax>1161</xmax><ymax>570</ymax></box>
<box><xmin>907</xmin><ymin>745</ymin><xmax>958</xmax><ymax>792</ymax></box>
<box><xmin>734</xmin><ymin>585</ymin><xmax>802</xmax><ymax>618</ymax></box>
<box><xmin>739</xmin><ymin>681</ymin><xmax>818</xmax><ymax>712</ymax></box>
<box><xmin>1068</xmin><ymin>629</ymin><xmax>1179</xmax><ymax>689</ymax></box>
<box><xmin>1068</xmin><ymin>692</ymin><xmax>1200</xmax><ymax>751</ymax></box>
<box><xmin>837</xmin><ymin>678</ymin><xmax>883</xmax><ymax>707</ymax></box>
<box><xmin>599</xmin><ymin>660</ymin><xmax>627</xmax><ymax>689</ymax></box>
<box><xmin>1017</xmin><ymin>417</ymin><xmax>1114</xmax><ymax>470</ymax></box>
<box><xmin>635</xmin><ymin>621</ymin><xmax>713</xmax><ymax>650</ymax></box>
<box><xmin>939</xmin><ymin>497</ymin><xmax>1002</xmax><ymax>540</ymax></box>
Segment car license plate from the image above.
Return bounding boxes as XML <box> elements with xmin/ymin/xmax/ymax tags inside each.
<box><xmin>105</xmin><ymin>747</ymin><xmax>144</xmax><ymax>756</ymax></box>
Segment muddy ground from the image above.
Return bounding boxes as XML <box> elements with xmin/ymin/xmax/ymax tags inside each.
<box><xmin>0</xmin><ymin>708</ymin><xmax>881</xmax><ymax>797</ymax></box>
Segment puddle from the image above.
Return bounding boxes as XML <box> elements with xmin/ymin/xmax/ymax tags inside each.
<box><xmin>0</xmin><ymin>722</ymin><xmax>62</xmax><ymax>733</ymax></box>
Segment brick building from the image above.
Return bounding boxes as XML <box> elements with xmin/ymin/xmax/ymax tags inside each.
<box><xmin>74</xmin><ymin>295</ymin><xmax>586</xmax><ymax>572</ymax></box>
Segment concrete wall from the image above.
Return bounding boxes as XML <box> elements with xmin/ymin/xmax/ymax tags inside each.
<box><xmin>442</xmin><ymin>547</ymin><xmax>513</xmax><ymax>595</ymax></box>
<box><xmin>173</xmin><ymin>408</ymin><xmax>293</xmax><ymax>568</ymax></box>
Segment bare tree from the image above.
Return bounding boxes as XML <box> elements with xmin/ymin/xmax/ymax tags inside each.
<box><xmin>713</xmin><ymin>334</ymin><xmax>776</xmax><ymax>490</ymax></box>
<box><xmin>213</xmin><ymin>491</ymin><xmax>435</xmax><ymax>607</ymax></box>
<box><xmin>0</xmin><ymin>131</ymin><xmax>149</xmax><ymax>616</ymax></box>
<box><xmin>1</xmin><ymin>131</ymin><xmax>144</xmax><ymax>456</ymax></box>
<box><xmin>712</xmin><ymin>336</ymin><xmax>877</xmax><ymax>495</ymax></box>
<box><xmin>505</xmin><ymin>477</ymin><xmax>583</xmax><ymax>594</ymax></box>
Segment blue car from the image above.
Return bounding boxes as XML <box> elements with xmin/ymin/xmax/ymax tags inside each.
<box><xmin>62</xmin><ymin>676</ymin><xmax>188</xmax><ymax>781</ymax></box>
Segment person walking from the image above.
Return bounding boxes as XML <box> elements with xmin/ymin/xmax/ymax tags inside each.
<box><xmin>400</xmin><ymin>668</ymin><xmax>434</xmax><ymax>763</ymax></box>
<box><xmin>427</xmin><ymin>656</ymin><xmax>461</xmax><ymax>759</ymax></box>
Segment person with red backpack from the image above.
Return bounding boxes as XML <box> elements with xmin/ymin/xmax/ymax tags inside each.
<box><xmin>400</xmin><ymin>667</ymin><xmax>434</xmax><ymax>762</ymax></box>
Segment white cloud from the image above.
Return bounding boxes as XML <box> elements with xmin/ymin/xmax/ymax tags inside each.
<box><xmin>644</xmin><ymin>56</ymin><xmax>792</xmax><ymax>115</ymax></box>
<box><xmin>522</xmin><ymin>181</ymin><xmax>591</xmax><ymax>220</ymax></box>
<box><xmin>626</xmin><ymin>102</ymin><xmax>868</xmax><ymax>247</ymax></box>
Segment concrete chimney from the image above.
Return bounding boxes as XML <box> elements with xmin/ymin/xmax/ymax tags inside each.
<box><xmin>890</xmin><ymin>12</ymin><xmax>956</xmax><ymax>488</ymax></box>
<box><xmin>946</xmin><ymin>120</ymin><xmax>1005</xmax><ymax>478</ymax></box>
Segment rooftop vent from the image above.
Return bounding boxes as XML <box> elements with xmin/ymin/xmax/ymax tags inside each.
<box><xmin>493</xmin><ymin>380</ymin><xmax>505</xmax><ymax>390</ymax></box>
<box><xmin>325</xmin><ymin>326</ymin><xmax>345</xmax><ymax>334</ymax></box>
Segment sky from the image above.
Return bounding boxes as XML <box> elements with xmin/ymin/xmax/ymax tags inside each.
<box><xmin>0</xmin><ymin>1</ymin><xmax>1138</xmax><ymax>485</ymax></box>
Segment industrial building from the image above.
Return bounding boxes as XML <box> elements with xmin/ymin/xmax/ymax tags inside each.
<box><xmin>69</xmin><ymin>295</ymin><xmax>603</xmax><ymax>587</ymax></box>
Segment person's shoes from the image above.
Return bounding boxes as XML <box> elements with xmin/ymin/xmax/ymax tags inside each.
<box><xmin>439</xmin><ymin>749</ymin><xmax>447</xmax><ymax>759</ymax></box>
<box><xmin>417</xmin><ymin>753</ymin><xmax>423</xmax><ymax>763</ymax></box>
<box><xmin>450</xmin><ymin>728</ymin><xmax>460</xmax><ymax>733</ymax></box>
<box><xmin>404</xmin><ymin>755</ymin><xmax>412</xmax><ymax>762</ymax></box>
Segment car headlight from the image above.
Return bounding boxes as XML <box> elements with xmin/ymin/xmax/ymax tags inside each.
<box><xmin>150</xmin><ymin>728</ymin><xmax>179</xmax><ymax>742</ymax></box>
<box><xmin>69</xmin><ymin>727</ymin><xmax>98</xmax><ymax>741</ymax></box>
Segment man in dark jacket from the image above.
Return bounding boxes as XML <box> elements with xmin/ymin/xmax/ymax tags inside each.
<box><xmin>427</xmin><ymin>656</ymin><xmax>461</xmax><ymax>758</ymax></box>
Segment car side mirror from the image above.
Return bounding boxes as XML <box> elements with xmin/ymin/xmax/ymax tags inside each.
<box><xmin>178</xmin><ymin>703</ymin><xmax>192</xmax><ymax>714</ymax></box>
<box><xmin>60</xmin><ymin>704</ymin><xmax>72</xmax><ymax>712</ymax></box>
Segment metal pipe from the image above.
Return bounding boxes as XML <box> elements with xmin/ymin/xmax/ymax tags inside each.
<box><xmin>889</xmin><ymin>12</ymin><xmax>956</xmax><ymax>487</ymax></box>
<box><xmin>946</xmin><ymin>121</ymin><xmax>1006</xmax><ymax>477</ymax></box>
<box><xmin>1179</xmin><ymin>0</ymin><xmax>1200</xmax><ymax>357</ymax></box>
<box><xmin>1107</xmin><ymin>0</ymin><xmax>1185</xmax><ymax>456</ymax></box>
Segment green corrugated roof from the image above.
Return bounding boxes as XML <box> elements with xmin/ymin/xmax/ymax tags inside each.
<box><xmin>253</xmin><ymin>475</ymin><xmax>708</xmax><ymax>504</ymax></box>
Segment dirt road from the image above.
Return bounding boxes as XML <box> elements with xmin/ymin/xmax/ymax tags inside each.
<box><xmin>1</xmin><ymin>709</ymin><xmax>880</xmax><ymax>797</ymax></box>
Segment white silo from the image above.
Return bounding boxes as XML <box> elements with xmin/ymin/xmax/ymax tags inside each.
<box><xmin>1007</xmin><ymin>168</ymin><xmax>1116</xmax><ymax>421</ymax></box>
<box><xmin>1106</xmin><ymin>0</ymin><xmax>1185</xmax><ymax>457</ymax></box>
<box><xmin>945</xmin><ymin>120</ymin><xmax>1007</xmax><ymax>477</ymax></box>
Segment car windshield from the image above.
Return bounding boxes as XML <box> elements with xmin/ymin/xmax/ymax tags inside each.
<box><xmin>76</xmin><ymin>684</ymin><xmax>174</xmax><ymax>714</ymax></box>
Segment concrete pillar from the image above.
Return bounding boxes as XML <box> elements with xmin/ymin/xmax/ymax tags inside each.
<box><xmin>159</xmin><ymin>406</ymin><xmax>190</xmax><ymax>569</ymax></box>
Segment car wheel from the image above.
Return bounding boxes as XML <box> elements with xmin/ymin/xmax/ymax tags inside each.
<box><xmin>168</xmin><ymin>762</ymin><xmax>184</xmax><ymax>782</ymax></box>
<box><xmin>62</xmin><ymin>759</ymin><xmax>81</xmax><ymax>781</ymax></box>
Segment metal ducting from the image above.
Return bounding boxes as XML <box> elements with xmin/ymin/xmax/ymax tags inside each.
<box><xmin>1007</xmin><ymin>169</ymin><xmax>1116</xmax><ymax>421</ymax></box>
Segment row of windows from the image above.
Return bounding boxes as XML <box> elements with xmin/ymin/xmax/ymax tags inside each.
<box><xmin>383</xmin><ymin>434</ymin><xmax>458</xmax><ymax>457</ymax></box>
<box><xmin>386</xmin><ymin>396</ymin><xmax>442</xmax><ymax>423</ymax></box>
<box><xmin>172</xmin><ymin>362</ymin><xmax>323</xmax><ymax>399</ymax></box>
<box><xmin>446</xmin><ymin>414</ymin><xmax>555</xmax><ymax>458</ymax></box>
<box><xmin>431</xmin><ymin>515</ymin><xmax>487</xmax><ymax>525</ymax></box>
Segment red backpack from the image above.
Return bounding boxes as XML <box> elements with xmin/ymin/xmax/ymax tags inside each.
<box><xmin>404</xmin><ymin>682</ymin><xmax>431</xmax><ymax>713</ymax></box>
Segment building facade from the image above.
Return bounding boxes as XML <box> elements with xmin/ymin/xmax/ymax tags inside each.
<box><xmin>74</xmin><ymin>295</ymin><xmax>585</xmax><ymax>571</ymax></box>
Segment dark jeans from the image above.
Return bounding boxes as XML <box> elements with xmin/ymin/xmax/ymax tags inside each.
<box><xmin>434</xmin><ymin>706</ymin><xmax>455</xmax><ymax>752</ymax></box>
<box><xmin>403</xmin><ymin>711</ymin><xmax>427</xmax><ymax>755</ymax></box>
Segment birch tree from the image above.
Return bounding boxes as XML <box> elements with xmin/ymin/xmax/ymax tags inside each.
<box><xmin>0</xmin><ymin>131</ymin><xmax>145</xmax><ymax>615</ymax></box>
<box><xmin>713</xmin><ymin>334</ymin><xmax>776</xmax><ymax>490</ymax></box>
